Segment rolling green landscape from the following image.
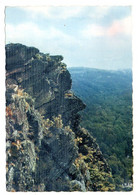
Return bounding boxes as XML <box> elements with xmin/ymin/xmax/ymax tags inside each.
<box><xmin>69</xmin><ymin>67</ymin><xmax>133</xmax><ymax>191</ymax></box>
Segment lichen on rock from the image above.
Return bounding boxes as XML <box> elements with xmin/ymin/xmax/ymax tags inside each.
<box><xmin>6</xmin><ymin>43</ymin><xmax>115</xmax><ymax>191</ymax></box>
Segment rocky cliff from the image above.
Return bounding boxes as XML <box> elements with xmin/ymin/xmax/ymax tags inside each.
<box><xmin>6</xmin><ymin>43</ymin><xmax>115</xmax><ymax>191</ymax></box>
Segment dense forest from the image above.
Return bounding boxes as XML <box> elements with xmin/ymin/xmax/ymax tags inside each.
<box><xmin>69</xmin><ymin>67</ymin><xmax>133</xmax><ymax>191</ymax></box>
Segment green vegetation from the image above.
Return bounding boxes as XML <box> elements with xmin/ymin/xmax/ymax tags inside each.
<box><xmin>69</xmin><ymin>67</ymin><xmax>133</xmax><ymax>191</ymax></box>
<box><xmin>74</xmin><ymin>127</ymin><xmax>115</xmax><ymax>191</ymax></box>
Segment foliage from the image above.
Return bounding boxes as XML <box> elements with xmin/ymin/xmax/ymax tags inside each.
<box><xmin>74</xmin><ymin>143</ymin><xmax>115</xmax><ymax>191</ymax></box>
<box><xmin>70</xmin><ymin>68</ymin><xmax>133</xmax><ymax>191</ymax></box>
<box><xmin>35</xmin><ymin>53</ymin><xmax>43</xmax><ymax>60</ymax></box>
<box><xmin>53</xmin><ymin>114</ymin><xmax>63</xmax><ymax>128</ymax></box>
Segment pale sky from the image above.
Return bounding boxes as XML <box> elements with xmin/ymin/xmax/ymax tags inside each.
<box><xmin>5</xmin><ymin>6</ymin><xmax>132</xmax><ymax>70</ymax></box>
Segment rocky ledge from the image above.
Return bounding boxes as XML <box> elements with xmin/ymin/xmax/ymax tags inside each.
<box><xmin>6</xmin><ymin>43</ymin><xmax>115</xmax><ymax>191</ymax></box>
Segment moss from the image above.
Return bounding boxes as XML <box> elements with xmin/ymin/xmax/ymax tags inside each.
<box><xmin>64</xmin><ymin>125</ymin><xmax>73</xmax><ymax>133</ymax></box>
<box><xmin>35</xmin><ymin>53</ymin><xmax>43</xmax><ymax>60</ymax></box>
<box><xmin>53</xmin><ymin>115</ymin><xmax>63</xmax><ymax>129</ymax></box>
<box><xmin>75</xmin><ymin>137</ymin><xmax>83</xmax><ymax>145</ymax></box>
<box><xmin>89</xmin><ymin>167</ymin><xmax>115</xmax><ymax>191</ymax></box>
<box><xmin>64</xmin><ymin>93</ymin><xmax>73</xmax><ymax>98</ymax></box>
<box><xmin>73</xmin><ymin>127</ymin><xmax>115</xmax><ymax>191</ymax></box>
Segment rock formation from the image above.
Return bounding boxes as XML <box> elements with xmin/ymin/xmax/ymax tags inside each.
<box><xmin>6</xmin><ymin>43</ymin><xmax>115</xmax><ymax>191</ymax></box>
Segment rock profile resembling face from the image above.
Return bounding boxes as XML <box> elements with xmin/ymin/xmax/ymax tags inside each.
<box><xmin>6</xmin><ymin>43</ymin><xmax>115</xmax><ymax>192</ymax></box>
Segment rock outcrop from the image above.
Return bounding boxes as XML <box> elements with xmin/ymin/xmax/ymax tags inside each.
<box><xmin>6</xmin><ymin>43</ymin><xmax>115</xmax><ymax>191</ymax></box>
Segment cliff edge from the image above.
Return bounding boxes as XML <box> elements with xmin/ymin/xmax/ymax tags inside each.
<box><xmin>6</xmin><ymin>43</ymin><xmax>115</xmax><ymax>191</ymax></box>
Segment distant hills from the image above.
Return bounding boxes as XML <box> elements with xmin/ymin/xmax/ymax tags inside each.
<box><xmin>69</xmin><ymin>67</ymin><xmax>133</xmax><ymax>191</ymax></box>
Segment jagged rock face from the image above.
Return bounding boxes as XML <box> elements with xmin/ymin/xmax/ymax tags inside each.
<box><xmin>6</xmin><ymin>84</ymin><xmax>79</xmax><ymax>191</ymax></box>
<box><xmin>6</xmin><ymin>44</ymin><xmax>39</xmax><ymax>71</ymax></box>
<box><xmin>6</xmin><ymin>43</ymin><xmax>115</xmax><ymax>192</ymax></box>
<box><xmin>6</xmin><ymin>43</ymin><xmax>85</xmax><ymax>127</ymax></box>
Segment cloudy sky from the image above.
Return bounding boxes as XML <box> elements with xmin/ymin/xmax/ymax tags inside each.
<box><xmin>5</xmin><ymin>6</ymin><xmax>132</xmax><ymax>70</ymax></box>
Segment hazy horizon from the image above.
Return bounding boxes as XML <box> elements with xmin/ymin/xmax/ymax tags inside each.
<box><xmin>68</xmin><ymin>66</ymin><xmax>132</xmax><ymax>71</ymax></box>
<box><xmin>6</xmin><ymin>6</ymin><xmax>132</xmax><ymax>70</ymax></box>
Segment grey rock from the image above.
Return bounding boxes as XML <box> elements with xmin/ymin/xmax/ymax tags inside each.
<box><xmin>71</xmin><ymin>180</ymin><xmax>86</xmax><ymax>191</ymax></box>
<box><xmin>6</xmin><ymin>43</ymin><xmax>39</xmax><ymax>71</ymax></box>
<box><xmin>6</xmin><ymin>43</ymin><xmax>115</xmax><ymax>192</ymax></box>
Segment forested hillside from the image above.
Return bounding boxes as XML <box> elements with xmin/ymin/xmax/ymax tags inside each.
<box><xmin>69</xmin><ymin>67</ymin><xmax>133</xmax><ymax>191</ymax></box>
